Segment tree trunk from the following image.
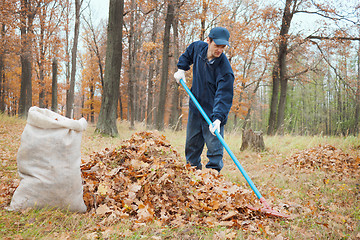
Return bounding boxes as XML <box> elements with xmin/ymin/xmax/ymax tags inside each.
<box><xmin>18</xmin><ymin>0</ymin><xmax>35</xmax><ymax>118</ymax></box>
<box><xmin>337</xmin><ymin>82</ymin><xmax>342</xmax><ymax>135</ymax></box>
<box><xmin>156</xmin><ymin>0</ymin><xmax>174</xmax><ymax>130</ymax></box>
<box><xmin>64</xmin><ymin>0</ymin><xmax>71</xmax><ymax>115</ymax></box>
<box><xmin>0</xmin><ymin>56</ymin><xmax>4</xmax><ymax>113</ymax></box>
<box><xmin>146</xmin><ymin>65</ymin><xmax>155</xmax><ymax>126</ymax></box>
<box><xmin>51</xmin><ymin>58</ymin><xmax>58</xmax><ymax>112</ymax></box>
<box><xmin>90</xmin><ymin>83</ymin><xmax>94</xmax><ymax>123</ymax></box>
<box><xmin>127</xmin><ymin>0</ymin><xmax>136</xmax><ymax>129</ymax></box>
<box><xmin>327</xmin><ymin>68</ymin><xmax>332</xmax><ymax>135</ymax></box>
<box><xmin>38</xmin><ymin>63</ymin><xmax>45</xmax><ymax>108</ymax></box>
<box><xmin>0</xmin><ymin>24</ymin><xmax>5</xmax><ymax>113</ymax></box>
<box><xmin>267</xmin><ymin>63</ymin><xmax>280</xmax><ymax>135</ymax></box>
<box><xmin>146</xmin><ymin>6</ymin><xmax>159</xmax><ymax>128</ymax></box>
<box><xmin>169</xmin><ymin>83</ymin><xmax>180</xmax><ymax>129</ymax></box>
<box><xmin>0</xmin><ymin>49</ymin><xmax>4</xmax><ymax>113</ymax></box>
<box><xmin>133</xmin><ymin>8</ymin><xmax>141</xmax><ymax>122</ymax></box>
<box><xmin>354</xmin><ymin>40</ymin><xmax>360</xmax><ymax>135</ymax></box>
<box><xmin>118</xmin><ymin>91</ymin><xmax>123</xmax><ymax>120</ymax></box>
<box><xmin>38</xmin><ymin>6</ymin><xmax>46</xmax><ymax>108</ymax></box>
<box><xmin>19</xmin><ymin>47</ymin><xmax>33</xmax><ymax>118</ymax></box>
<box><xmin>95</xmin><ymin>0</ymin><xmax>124</xmax><ymax>136</ymax></box>
<box><xmin>169</xmin><ymin>6</ymin><xmax>181</xmax><ymax>130</ymax></box>
<box><xmin>66</xmin><ymin>0</ymin><xmax>81</xmax><ymax>118</ymax></box>
<box><xmin>268</xmin><ymin>0</ymin><xmax>294</xmax><ymax>135</ymax></box>
<box><xmin>276</xmin><ymin>77</ymin><xmax>288</xmax><ymax>134</ymax></box>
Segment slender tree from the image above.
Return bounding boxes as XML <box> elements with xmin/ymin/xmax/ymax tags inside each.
<box><xmin>66</xmin><ymin>0</ymin><xmax>82</xmax><ymax>118</ymax></box>
<box><xmin>18</xmin><ymin>0</ymin><xmax>38</xmax><ymax>117</ymax></box>
<box><xmin>156</xmin><ymin>0</ymin><xmax>174</xmax><ymax>130</ymax></box>
<box><xmin>355</xmin><ymin>40</ymin><xmax>360</xmax><ymax>134</ymax></box>
<box><xmin>146</xmin><ymin>5</ymin><xmax>160</xmax><ymax>127</ymax></box>
<box><xmin>169</xmin><ymin>1</ymin><xmax>182</xmax><ymax>130</ymax></box>
<box><xmin>127</xmin><ymin>0</ymin><xmax>136</xmax><ymax>129</ymax></box>
<box><xmin>51</xmin><ymin>57</ymin><xmax>58</xmax><ymax>112</ymax></box>
<box><xmin>0</xmin><ymin>24</ymin><xmax>5</xmax><ymax>113</ymax></box>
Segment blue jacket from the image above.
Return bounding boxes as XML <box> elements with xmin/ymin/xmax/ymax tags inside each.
<box><xmin>177</xmin><ymin>41</ymin><xmax>234</xmax><ymax>125</ymax></box>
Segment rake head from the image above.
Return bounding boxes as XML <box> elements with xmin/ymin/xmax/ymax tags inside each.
<box><xmin>248</xmin><ymin>197</ymin><xmax>291</xmax><ymax>219</ymax></box>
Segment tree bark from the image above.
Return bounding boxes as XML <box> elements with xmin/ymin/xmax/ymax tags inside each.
<box><xmin>95</xmin><ymin>0</ymin><xmax>124</xmax><ymax>136</ymax></box>
<box><xmin>64</xmin><ymin>0</ymin><xmax>71</xmax><ymax>115</ymax></box>
<box><xmin>0</xmin><ymin>30</ymin><xmax>4</xmax><ymax>113</ymax></box>
<box><xmin>146</xmin><ymin>8</ymin><xmax>159</xmax><ymax>127</ymax></box>
<box><xmin>268</xmin><ymin>0</ymin><xmax>294</xmax><ymax>135</ymax></box>
<box><xmin>0</xmin><ymin>54</ymin><xmax>4</xmax><ymax>113</ymax></box>
<box><xmin>169</xmin><ymin>5</ymin><xmax>181</xmax><ymax>130</ymax></box>
<box><xmin>38</xmin><ymin>61</ymin><xmax>45</xmax><ymax>108</ymax></box>
<box><xmin>18</xmin><ymin>0</ymin><xmax>36</xmax><ymax>118</ymax></box>
<box><xmin>51</xmin><ymin>58</ymin><xmax>58</xmax><ymax>112</ymax></box>
<box><xmin>133</xmin><ymin>10</ymin><xmax>141</xmax><ymax>122</ymax></box>
<box><xmin>127</xmin><ymin>0</ymin><xmax>136</xmax><ymax>129</ymax></box>
<box><xmin>354</xmin><ymin>40</ymin><xmax>360</xmax><ymax>135</ymax></box>
<box><xmin>89</xmin><ymin>83</ymin><xmax>94</xmax><ymax>123</ymax></box>
<box><xmin>0</xmin><ymin>23</ymin><xmax>6</xmax><ymax>113</ymax></box>
<box><xmin>118</xmin><ymin>91</ymin><xmax>123</xmax><ymax>120</ymax></box>
<box><xmin>66</xmin><ymin>0</ymin><xmax>81</xmax><ymax>118</ymax></box>
<box><xmin>156</xmin><ymin>0</ymin><xmax>174</xmax><ymax>130</ymax></box>
<box><xmin>38</xmin><ymin>6</ymin><xmax>46</xmax><ymax>108</ymax></box>
<box><xmin>267</xmin><ymin>63</ymin><xmax>280</xmax><ymax>135</ymax></box>
<box><xmin>276</xmin><ymin>77</ymin><xmax>288</xmax><ymax>134</ymax></box>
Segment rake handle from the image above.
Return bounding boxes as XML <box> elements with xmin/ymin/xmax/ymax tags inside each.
<box><xmin>179</xmin><ymin>78</ymin><xmax>263</xmax><ymax>199</ymax></box>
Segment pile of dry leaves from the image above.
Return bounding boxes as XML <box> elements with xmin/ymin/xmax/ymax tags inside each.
<box><xmin>285</xmin><ymin>144</ymin><xmax>359</xmax><ymax>177</ymax></box>
<box><xmin>81</xmin><ymin>131</ymin><xmax>261</xmax><ymax>228</ymax></box>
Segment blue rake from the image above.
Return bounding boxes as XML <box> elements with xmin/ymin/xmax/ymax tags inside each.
<box><xmin>180</xmin><ymin>78</ymin><xmax>290</xmax><ymax>218</ymax></box>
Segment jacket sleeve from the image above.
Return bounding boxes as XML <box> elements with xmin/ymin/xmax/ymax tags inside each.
<box><xmin>211</xmin><ymin>71</ymin><xmax>234</xmax><ymax>123</ymax></box>
<box><xmin>176</xmin><ymin>42</ymin><xmax>196</xmax><ymax>71</ymax></box>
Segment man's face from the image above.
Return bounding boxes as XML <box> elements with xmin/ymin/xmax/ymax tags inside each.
<box><xmin>207</xmin><ymin>38</ymin><xmax>227</xmax><ymax>60</ymax></box>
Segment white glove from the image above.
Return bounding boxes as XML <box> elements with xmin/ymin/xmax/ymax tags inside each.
<box><xmin>209</xmin><ymin>119</ymin><xmax>221</xmax><ymax>136</ymax></box>
<box><xmin>174</xmin><ymin>69</ymin><xmax>186</xmax><ymax>84</ymax></box>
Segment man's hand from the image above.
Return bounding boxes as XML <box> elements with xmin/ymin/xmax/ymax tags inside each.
<box><xmin>209</xmin><ymin>119</ymin><xmax>221</xmax><ymax>136</ymax></box>
<box><xmin>174</xmin><ymin>69</ymin><xmax>186</xmax><ymax>84</ymax></box>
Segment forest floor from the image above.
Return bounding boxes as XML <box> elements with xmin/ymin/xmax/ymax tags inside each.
<box><xmin>0</xmin><ymin>114</ymin><xmax>359</xmax><ymax>239</ymax></box>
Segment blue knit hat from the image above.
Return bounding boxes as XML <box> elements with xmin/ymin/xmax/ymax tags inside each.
<box><xmin>208</xmin><ymin>27</ymin><xmax>230</xmax><ymax>46</ymax></box>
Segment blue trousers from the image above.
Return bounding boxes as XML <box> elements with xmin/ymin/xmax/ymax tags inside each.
<box><xmin>185</xmin><ymin>110</ymin><xmax>224</xmax><ymax>172</ymax></box>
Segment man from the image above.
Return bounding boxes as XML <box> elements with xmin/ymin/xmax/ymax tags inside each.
<box><xmin>174</xmin><ymin>27</ymin><xmax>234</xmax><ymax>172</ymax></box>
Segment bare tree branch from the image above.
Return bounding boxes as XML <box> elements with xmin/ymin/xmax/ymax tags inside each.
<box><xmin>307</xmin><ymin>35</ymin><xmax>360</xmax><ymax>41</ymax></box>
<box><xmin>310</xmin><ymin>40</ymin><xmax>357</xmax><ymax>96</ymax></box>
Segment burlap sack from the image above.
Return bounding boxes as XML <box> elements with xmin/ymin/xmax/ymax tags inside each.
<box><xmin>8</xmin><ymin>106</ymin><xmax>87</xmax><ymax>212</ymax></box>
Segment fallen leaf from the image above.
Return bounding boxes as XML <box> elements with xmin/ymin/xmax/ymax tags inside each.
<box><xmin>97</xmin><ymin>183</ymin><xmax>109</xmax><ymax>196</ymax></box>
<box><xmin>96</xmin><ymin>204</ymin><xmax>111</xmax><ymax>216</ymax></box>
<box><xmin>222</xmin><ymin>210</ymin><xmax>238</xmax><ymax>221</ymax></box>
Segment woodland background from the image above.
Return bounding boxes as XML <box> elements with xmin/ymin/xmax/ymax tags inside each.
<box><xmin>0</xmin><ymin>0</ymin><xmax>359</xmax><ymax>136</ymax></box>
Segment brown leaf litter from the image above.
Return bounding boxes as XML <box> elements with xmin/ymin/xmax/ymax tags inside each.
<box><xmin>285</xmin><ymin>144</ymin><xmax>359</xmax><ymax>177</ymax></box>
<box><xmin>81</xmin><ymin>131</ymin><xmax>269</xmax><ymax>228</ymax></box>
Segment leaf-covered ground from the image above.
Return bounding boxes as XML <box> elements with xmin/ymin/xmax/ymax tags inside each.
<box><xmin>0</xmin><ymin>115</ymin><xmax>359</xmax><ymax>239</ymax></box>
<box><xmin>0</xmin><ymin>117</ymin><xmax>23</xmax><ymax>210</ymax></box>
